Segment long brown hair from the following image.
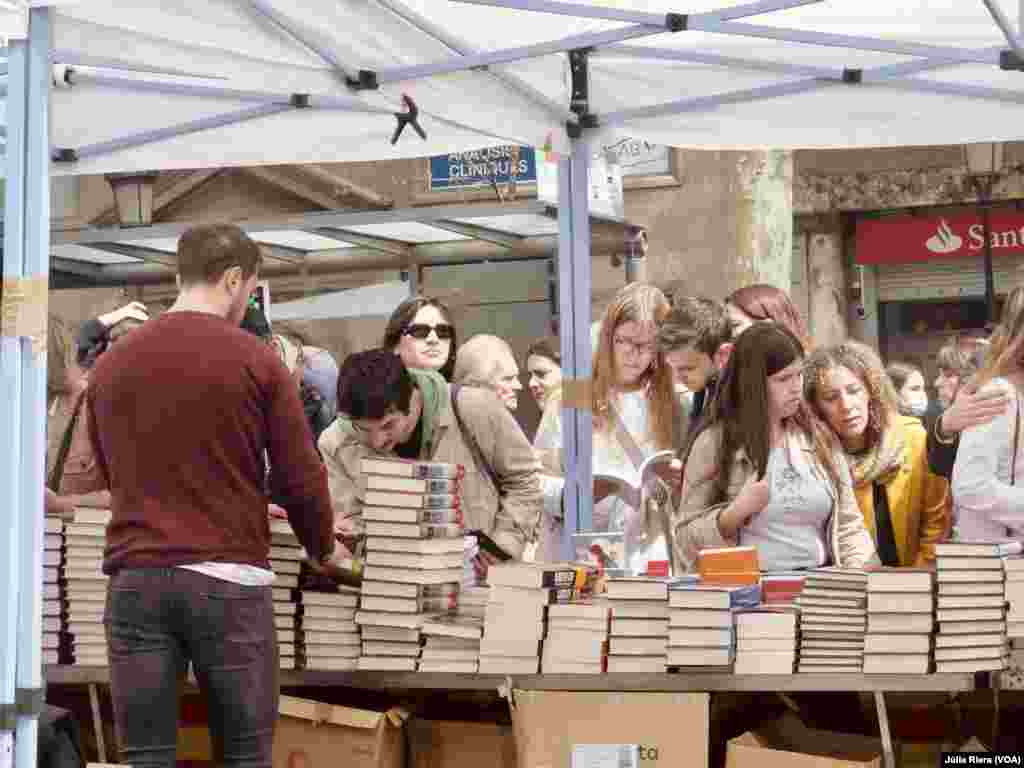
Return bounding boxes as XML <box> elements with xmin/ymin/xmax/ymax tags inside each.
<box><xmin>805</xmin><ymin>341</ymin><xmax>898</xmax><ymax>454</ymax></box>
<box><xmin>975</xmin><ymin>288</ymin><xmax>1023</xmax><ymax>386</ymax></box>
<box><xmin>592</xmin><ymin>283</ymin><xmax>676</xmax><ymax>449</ymax></box>
<box><xmin>727</xmin><ymin>284</ymin><xmax>811</xmax><ymax>350</ymax></box>
<box><xmin>688</xmin><ymin>323</ymin><xmax>840</xmax><ymax>506</ymax></box>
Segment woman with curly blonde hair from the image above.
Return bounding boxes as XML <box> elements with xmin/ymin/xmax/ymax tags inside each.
<box><xmin>805</xmin><ymin>341</ymin><xmax>949</xmax><ymax>566</ymax></box>
<box><xmin>534</xmin><ymin>283</ymin><xmax>690</xmax><ymax>571</ymax></box>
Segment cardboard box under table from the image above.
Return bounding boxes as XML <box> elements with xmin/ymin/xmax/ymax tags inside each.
<box><xmin>510</xmin><ymin>690</ymin><xmax>709</xmax><ymax>768</ymax></box>
<box><xmin>274</xmin><ymin>695</ymin><xmax>408</xmax><ymax>768</ymax></box>
<box><xmin>726</xmin><ymin>714</ymin><xmax>884</xmax><ymax>768</ymax></box>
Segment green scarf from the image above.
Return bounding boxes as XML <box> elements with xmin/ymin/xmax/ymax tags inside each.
<box><xmin>334</xmin><ymin>367</ymin><xmax>447</xmax><ymax>457</ymax></box>
<box><xmin>847</xmin><ymin>424</ymin><xmax>905</xmax><ymax>488</ymax></box>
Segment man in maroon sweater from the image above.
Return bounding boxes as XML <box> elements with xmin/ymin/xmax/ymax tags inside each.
<box><xmin>87</xmin><ymin>224</ymin><xmax>341</xmax><ymax>768</ymax></box>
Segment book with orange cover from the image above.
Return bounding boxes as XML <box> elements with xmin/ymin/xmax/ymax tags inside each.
<box><xmin>696</xmin><ymin>546</ymin><xmax>760</xmax><ymax>585</ymax></box>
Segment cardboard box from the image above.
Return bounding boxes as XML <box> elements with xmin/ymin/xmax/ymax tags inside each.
<box><xmin>273</xmin><ymin>695</ymin><xmax>408</xmax><ymax>768</ymax></box>
<box><xmin>408</xmin><ymin>720</ymin><xmax>517</xmax><ymax>768</ymax></box>
<box><xmin>510</xmin><ymin>690</ymin><xmax>709</xmax><ymax>768</ymax></box>
<box><xmin>726</xmin><ymin>714</ymin><xmax>883</xmax><ymax>768</ymax></box>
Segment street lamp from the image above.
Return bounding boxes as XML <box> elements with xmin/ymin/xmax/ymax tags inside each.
<box><xmin>963</xmin><ymin>142</ymin><xmax>1004</xmax><ymax>324</ymax></box>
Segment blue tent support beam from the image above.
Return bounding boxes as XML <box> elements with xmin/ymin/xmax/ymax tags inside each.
<box><xmin>0</xmin><ymin>36</ymin><xmax>28</xmax><ymax>768</ymax></box>
<box><xmin>13</xmin><ymin>7</ymin><xmax>53</xmax><ymax>768</ymax></box>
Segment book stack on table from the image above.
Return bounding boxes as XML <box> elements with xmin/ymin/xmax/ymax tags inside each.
<box><xmin>1004</xmin><ymin>555</ymin><xmax>1024</xmax><ymax>641</ymax></box>
<box><xmin>299</xmin><ymin>588</ymin><xmax>360</xmax><ymax>671</ymax></box>
<box><xmin>42</xmin><ymin>517</ymin><xmax>68</xmax><ymax>665</ymax></box>
<box><xmin>64</xmin><ymin>509</ymin><xmax>112</xmax><ymax>667</ymax></box>
<box><xmin>605</xmin><ymin>577</ymin><xmax>672</xmax><ymax>673</ymax></box>
<box><xmin>418</xmin><ymin>613</ymin><xmax>484</xmax><ymax>673</ymax></box>
<box><xmin>478</xmin><ymin>562</ymin><xmax>596</xmax><ymax>675</ymax></box>
<box><xmin>733</xmin><ymin>605</ymin><xmax>799</xmax><ymax>674</ymax></box>
<box><xmin>667</xmin><ymin>582</ymin><xmax>759</xmax><ymax>670</ymax></box>
<box><xmin>268</xmin><ymin>519</ymin><xmax>304</xmax><ymax>670</ymax></box>
<box><xmin>796</xmin><ymin>568</ymin><xmax>867</xmax><ymax>673</ymax></box>
<box><xmin>355</xmin><ymin>457</ymin><xmax>465</xmax><ymax>672</ymax></box>
<box><xmin>864</xmin><ymin>568</ymin><xmax>934</xmax><ymax>675</ymax></box>
<box><xmin>542</xmin><ymin>600</ymin><xmax>609</xmax><ymax>674</ymax></box>
<box><xmin>934</xmin><ymin>541</ymin><xmax>1016</xmax><ymax>673</ymax></box>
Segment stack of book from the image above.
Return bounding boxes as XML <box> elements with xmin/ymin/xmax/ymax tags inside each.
<box><xmin>667</xmin><ymin>582</ymin><xmax>760</xmax><ymax>670</ymax></box>
<box><xmin>479</xmin><ymin>562</ymin><xmax>595</xmax><ymax>675</ymax></box>
<box><xmin>1005</xmin><ymin>555</ymin><xmax>1024</xmax><ymax>641</ymax></box>
<box><xmin>356</xmin><ymin>457</ymin><xmax>465</xmax><ymax>672</ymax></box>
<box><xmin>864</xmin><ymin>568</ymin><xmax>934</xmax><ymax>674</ymax></box>
<box><xmin>42</xmin><ymin>517</ymin><xmax>66</xmax><ymax>665</ymax></box>
<box><xmin>605</xmin><ymin>577</ymin><xmax>672</xmax><ymax>673</ymax></box>
<box><xmin>542</xmin><ymin>600</ymin><xmax>609</xmax><ymax>674</ymax></box>
<box><xmin>796</xmin><ymin>568</ymin><xmax>867</xmax><ymax>673</ymax></box>
<box><xmin>457</xmin><ymin>585</ymin><xmax>489</xmax><ymax>619</ymax></box>
<box><xmin>300</xmin><ymin>588</ymin><xmax>361</xmax><ymax>671</ymax></box>
<box><xmin>733</xmin><ymin>606</ymin><xmax>799</xmax><ymax>674</ymax></box>
<box><xmin>419</xmin><ymin>613</ymin><xmax>484</xmax><ymax>672</ymax></box>
<box><xmin>64</xmin><ymin>509</ymin><xmax>111</xmax><ymax>667</ymax></box>
<box><xmin>268</xmin><ymin>520</ymin><xmax>304</xmax><ymax>670</ymax></box>
<box><xmin>934</xmin><ymin>541</ymin><xmax>1015</xmax><ymax>673</ymax></box>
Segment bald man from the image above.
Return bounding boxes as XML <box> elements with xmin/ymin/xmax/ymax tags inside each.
<box><xmin>453</xmin><ymin>334</ymin><xmax>523</xmax><ymax>411</ymax></box>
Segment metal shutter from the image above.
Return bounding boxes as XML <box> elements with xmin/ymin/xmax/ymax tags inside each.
<box><xmin>877</xmin><ymin>254</ymin><xmax>1024</xmax><ymax>301</ymax></box>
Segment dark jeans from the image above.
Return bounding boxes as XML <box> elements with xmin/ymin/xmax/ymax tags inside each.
<box><xmin>104</xmin><ymin>568</ymin><xmax>278</xmax><ymax>768</ymax></box>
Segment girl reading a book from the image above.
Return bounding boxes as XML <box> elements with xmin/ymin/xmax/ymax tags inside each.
<box><xmin>952</xmin><ymin>286</ymin><xmax>1024</xmax><ymax>540</ymax></box>
<box><xmin>534</xmin><ymin>283</ymin><xmax>690</xmax><ymax>573</ymax></box>
<box><xmin>674</xmin><ymin>323</ymin><xmax>876</xmax><ymax>572</ymax></box>
<box><xmin>805</xmin><ymin>341</ymin><xmax>949</xmax><ymax>566</ymax></box>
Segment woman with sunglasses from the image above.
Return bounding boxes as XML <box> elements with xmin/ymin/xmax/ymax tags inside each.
<box><xmin>383</xmin><ymin>297</ymin><xmax>457</xmax><ymax>380</ymax></box>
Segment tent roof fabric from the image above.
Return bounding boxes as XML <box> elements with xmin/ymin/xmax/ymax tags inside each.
<box><xmin>5</xmin><ymin>0</ymin><xmax>1024</xmax><ymax>178</ymax></box>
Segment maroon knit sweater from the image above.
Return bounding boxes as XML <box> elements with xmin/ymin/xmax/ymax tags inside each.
<box><xmin>87</xmin><ymin>311</ymin><xmax>334</xmax><ymax>574</ymax></box>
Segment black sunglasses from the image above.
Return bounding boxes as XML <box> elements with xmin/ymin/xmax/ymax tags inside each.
<box><xmin>404</xmin><ymin>323</ymin><xmax>454</xmax><ymax>341</ymax></box>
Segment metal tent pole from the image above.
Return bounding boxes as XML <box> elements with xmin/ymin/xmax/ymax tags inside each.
<box><xmin>0</xmin><ymin>38</ymin><xmax>28</xmax><ymax>768</ymax></box>
<box><xmin>556</xmin><ymin>48</ymin><xmax>594</xmax><ymax>560</ymax></box>
<box><xmin>15</xmin><ymin>8</ymin><xmax>53</xmax><ymax>768</ymax></box>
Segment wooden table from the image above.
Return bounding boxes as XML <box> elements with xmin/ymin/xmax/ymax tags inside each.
<box><xmin>45</xmin><ymin>667</ymin><xmax>978</xmax><ymax>768</ymax></box>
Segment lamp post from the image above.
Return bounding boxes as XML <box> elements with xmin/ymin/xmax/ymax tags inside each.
<box><xmin>963</xmin><ymin>142</ymin><xmax>1004</xmax><ymax>324</ymax></box>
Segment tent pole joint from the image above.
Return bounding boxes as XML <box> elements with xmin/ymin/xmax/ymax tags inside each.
<box><xmin>346</xmin><ymin>69</ymin><xmax>380</xmax><ymax>91</ymax></box>
<box><xmin>567</xmin><ymin>47</ymin><xmax>595</xmax><ymax>138</ymax></box>
<box><xmin>52</xmin><ymin>148</ymin><xmax>78</xmax><ymax>163</ymax></box>
<box><xmin>842</xmin><ymin>67</ymin><xmax>863</xmax><ymax>83</ymax></box>
<box><xmin>290</xmin><ymin>93</ymin><xmax>312</xmax><ymax>108</ymax></box>
<box><xmin>666</xmin><ymin>12</ymin><xmax>688</xmax><ymax>31</ymax></box>
<box><xmin>1000</xmin><ymin>49</ymin><xmax>1024</xmax><ymax>70</ymax></box>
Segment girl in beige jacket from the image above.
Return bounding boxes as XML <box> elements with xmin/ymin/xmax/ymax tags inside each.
<box><xmin>673</xmin><ymin>323</ymin><xmax>876</xmax><ymax>573</ymax></box>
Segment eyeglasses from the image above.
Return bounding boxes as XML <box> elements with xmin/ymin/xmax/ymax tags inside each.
<box><xmin>404</xmin><ymin>323</ymin><xmax>454</xmax><ymax>341</ymax></box>
<box><xmin>613</xmin><ymin>334</ymin><xmax>656</xmax><ymax>357</ymax></box>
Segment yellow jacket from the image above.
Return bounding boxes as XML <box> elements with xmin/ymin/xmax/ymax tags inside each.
<box><xmin>852</xmin><ymin>415</ymin><xmax>950</xmax><ymax>567</ymax></box>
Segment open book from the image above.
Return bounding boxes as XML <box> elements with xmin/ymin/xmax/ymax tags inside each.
<box><xmin>593</xmin><ymin>449</ymin><xmax>678</xmax><ymax>509</ymax></box>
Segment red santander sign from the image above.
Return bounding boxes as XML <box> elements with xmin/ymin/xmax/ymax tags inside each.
<box><xmin>856</xmin><ymin>209</ymin><xmax>1024</xmax><ymax>264</ymax></box>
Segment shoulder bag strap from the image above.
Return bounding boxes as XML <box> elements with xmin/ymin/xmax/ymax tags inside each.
<box><xmin>608</xmin><ymin>399</ymin><xmax>646</xmax><ymax>471</ymax></box>
<box><xmin>48</xmin><ymin>392</ymin><xmax>85</xmax><ymax>492</ymax></box>
<box><xmin>449</xmin><ymin>384</ymin><xmax>502</xmax><ymax>493</ymax></box>
<box><xmin>1012</xmin><ymin>393</ymin><xmax>1021</xmax><ymax>487</ymax></box>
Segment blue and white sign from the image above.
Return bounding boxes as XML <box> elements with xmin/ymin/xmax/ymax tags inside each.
<box><xmin>429</xmin><ymin>145</ymin><xmax>536</xmax><ymax>190</ymax></box>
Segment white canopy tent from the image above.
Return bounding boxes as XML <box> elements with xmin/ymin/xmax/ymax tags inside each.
<box><xmin>270</xmin><ymin>282</ymin><xmax>412</xmax><ymax>321</ymax></box>
<box><xmin>4</xmin><ymin>1</ymin><xmax>1024</xmax><ymax>763</ymax></box>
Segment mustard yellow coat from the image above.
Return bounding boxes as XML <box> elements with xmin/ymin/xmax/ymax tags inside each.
<box><xmin>852</xmin><ymin>415</ymin><xmax>950</xmax><ymax>567</ymax></box>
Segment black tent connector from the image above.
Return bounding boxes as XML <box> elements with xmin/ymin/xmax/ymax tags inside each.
<box><xmin>1001</xmin><ymin>50</ymin><xmax>1024</xmax><ymax>71</ymax></box>
<box><xmin>290</xmin><ymin>93</ymin><xmax>311</xmax><ymax>108</ymax></box>
<box><xmin>52</xmin><ymin>148</ymin><xmax>79</xmax><ymax>163</ymax></box>
<box><xmin>842</xmin><ymin>68</ymin><xmax>863</xmax><ymax>84</ymax></box>
<box><xmin>392</xmin><ymin>93</ymin><xmax>427</xmax><ymax>145</ymax></box>
<box><xmin>665</xmin><ymin>13</ymin><xmax>688</xmax><ymax>32</ymax></box>
<box><xmin>347</xmin><ymin>70</ymin><xmax>380</xmax><ymax>91</ymax></box>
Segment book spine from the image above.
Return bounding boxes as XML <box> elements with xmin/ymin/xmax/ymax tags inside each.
<box><xmin>413</xmin><ymin>464</ymin><xmax>466</xmax><ymax>480</ymax></box>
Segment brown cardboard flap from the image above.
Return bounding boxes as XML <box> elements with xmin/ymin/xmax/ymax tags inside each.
<box><xmin>727</xmin><ymin>714</ymin><xmax>882</xmax><ymax>768</ymax></box>
<box><xmin>279</xmin><ymin>695</ymin><xmax>386</xmax><ymax>730</ymax></box>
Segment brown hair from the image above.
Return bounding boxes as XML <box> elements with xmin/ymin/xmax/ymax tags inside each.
<box><xmin>805</xmin><ymin>341</ymin><xmax>898</xmax><ymax>454</ymax></box>
<box><xmin>526</xmin><ymin>336</ymin><xmax>561</xmax><ymax>366</ymax></box>
<box><xmin>727</xmin><ymin>284</ymin><xmax>811</xmax><ymax>349</ymax></box>
<box><xmin>382</xmin><ymin>296</ymin><xmax>456</xmax><ymax>381</ymax></box>
<box><xmin>688</xmin><ymin>323</ymin><xmax>839</xmax><ymax>506</ymax></box>
<box><xmin>176</xmin><ymin>224</ymin><xmax>262</xmax><ymax>286</ymax></box>
<box><xmin>657</xmin><ymin>296</ymin><xmax>732</xmax><ymax>357</ymax></box>
<box><xmin>592</xmin><ymin>283</ymin><xmax>676</xmax><ymax>450</ymax></box>
<box><xmin>886</xmin><ymin>361</ymin><xmax>923</xmax><ymax>393</ymax></box>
